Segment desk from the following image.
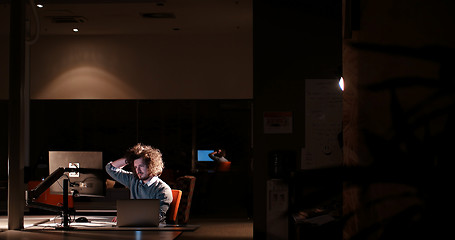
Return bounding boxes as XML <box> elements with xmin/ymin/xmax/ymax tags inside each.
<box><xmin>0</xmin><ymin>215</ymin><xmax>199</xmax><ymax>240</ymax></box>
<box><xmin>28</xmin><ymin>215</ymin><xmax>198</xmax><ymax>230</ymax></box>
<box><xmin>1</xmin><ymin>230</ymin><xmax>182</xmax><ymax>240</ymax></box>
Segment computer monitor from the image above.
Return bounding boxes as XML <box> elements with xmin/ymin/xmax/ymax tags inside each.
<box><xmin>197</xmin><ymin>149</ymin><xmax>214</xmax><ymax>162</ymax></box>
<box><xmin>48</xmin><ymin>151</ymin><xmax>105</xmax><ymax>197</ymax></box>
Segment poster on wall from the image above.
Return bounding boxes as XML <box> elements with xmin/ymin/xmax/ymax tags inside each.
<box><xmin>302</xmin><ymin>79</ymin><xmax>343</xmax><ymax>169</ymax></box>
<box><xmin>263</xmin><ymin>111</ymin><xmax>293</xmax><ymax>134</ymax></box>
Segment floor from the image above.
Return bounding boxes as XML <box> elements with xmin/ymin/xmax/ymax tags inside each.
<box><xmin>176</xmin><ymin>217</ymin><xmax>253</xmax><ymax>240</ymax></box>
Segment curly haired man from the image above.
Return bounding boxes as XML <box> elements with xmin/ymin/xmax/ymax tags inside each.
<box><xmin>105</xmin><ymin>143</ymin><xmax>173</xmax><ymax>223</ymax></box>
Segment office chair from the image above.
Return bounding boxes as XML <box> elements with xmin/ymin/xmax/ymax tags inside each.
<box><xmin>174</xmin><ymin>176</ymin><xmax>196</xmax><ymax>225</ymax></box>
<box><xmin>216</xmin><ymin>161</ymin><xmax>231</xmax><ymax>172</ymax></box>
<box><xmin>167</xmin><ymin>189</ymin><xmax>182</xmax><ymax>224</ymax></box>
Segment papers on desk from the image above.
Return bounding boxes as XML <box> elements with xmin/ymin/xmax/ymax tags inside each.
<box><xmin>32</xmin><ymin>216</ymin><xmax>117</xmax><ymax>228</ymax></box>
<box><xmin>25</xmin><ymin>216</ymin><xmax>200</xmax><ymax>232</ymax></box>
<box><xmin>38</xmin><ymin>221</ymin><xmax>116</xmax><ymax>228</ymax></box>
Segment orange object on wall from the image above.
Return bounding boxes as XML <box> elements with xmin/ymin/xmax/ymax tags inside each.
<box><xmin>27</xmin><ymin>180</ymin><xmax>74</xmax><ymax>208</ymax></box>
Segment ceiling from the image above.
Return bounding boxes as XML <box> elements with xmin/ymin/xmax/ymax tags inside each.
<box><xmin>0</xmin><ymin>0</ymin><xmax>252</xmax><ymax>35</ymax></box>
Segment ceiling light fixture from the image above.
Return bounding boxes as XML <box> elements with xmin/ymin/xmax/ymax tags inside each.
<box><xmin>72</xmin><ymin>28</ymin><xmax>79</xmax><ymax>32</ymax></box>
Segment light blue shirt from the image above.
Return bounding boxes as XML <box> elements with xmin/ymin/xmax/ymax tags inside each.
<box><xmin>105</xmin><ymin>162</ymin><xmax>173</xmax><ymax>222</ymax></box>
<box><xmin>208</xmin><ymin>153</ymin><xmax>229</xmax><ymax>163</ymax></box>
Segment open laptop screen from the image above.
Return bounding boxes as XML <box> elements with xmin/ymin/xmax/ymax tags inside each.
<box><xmin>116</xmin><ymin>199</ymin><xmax>160</xmax><ymax>227</ymax></box>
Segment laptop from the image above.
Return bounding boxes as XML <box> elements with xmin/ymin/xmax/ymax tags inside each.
<box><xmin>116</xmin><ymin>199</ymin><xmax>160</xmax><ymax>227</ymax></box>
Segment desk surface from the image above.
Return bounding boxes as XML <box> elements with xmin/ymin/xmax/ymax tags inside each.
<box><xmin>1</xmin><ymin>229</ymin><xmax>182</xmax><ymax>240</ymax></box>
<box><xmin>1</xmin><ymin>215</ymin><xmax>198</xmax><ymax>240</ymax></box>
<box><xmin>27</xmin><ymin>215</ymin><xmax>199</xmax><ymax>231</ymax></box>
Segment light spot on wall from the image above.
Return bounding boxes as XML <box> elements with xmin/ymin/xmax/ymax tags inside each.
<box><xmin>36</xmin><ymin>66</ymin><xmax>140</xmax><ymax>99</ymax></box>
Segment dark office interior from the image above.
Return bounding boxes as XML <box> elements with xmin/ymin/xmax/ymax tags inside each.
<box><xmin>1</xmin><ymin>0</ymin><xmax>455</xmax><ymax>239</ymax></box>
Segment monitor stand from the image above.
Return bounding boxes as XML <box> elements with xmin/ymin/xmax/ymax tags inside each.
<box><xmin>55</xmin><ymin>179</ymin><xmax>75</xmax><ymax>230</ymax></box>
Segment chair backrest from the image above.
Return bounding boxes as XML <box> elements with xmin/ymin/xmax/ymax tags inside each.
<box><xmin>216</xmin><ymin>161</ymin><xmax>231</xmax><ymax>172</ymax></box>
<box><xmin>174</xmin><ymin>175</ymin><xmax>196</xmax><ymax>224</ymax></box>
<box><xmin>167</xmin><ymin>189</ymin><xmax>182</xmax><ymax>224</ymax></box>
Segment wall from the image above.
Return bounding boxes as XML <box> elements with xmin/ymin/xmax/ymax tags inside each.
<box><xmin>28</xmin><ymin>100</ymin><xmax>252</xmax><ymax>177</ymax></box>
<box><xmin>0</xmin><ymin>1</ymin><xmax>253</xmax><ymax>100</ymax></box>
<box><xmin>253</xmin><ymin>0</ymin><xmax>342</xmax><ymax>239</ymax></box>
<box><xmin>30</xmin><ymin>33</ymin><xmax>252</xmax><ymax>100</ymax></box>
<box><xmin>343</xmin><ymin>0</ymin><xmax>455</xmax><ymax>239</ymax></box>
<box><xmin>0</xmin><ymin>101</ymin><xmax>6</xmax><ymax>181</ymax></box>
<box><xmin>0</xmin><ymin>3</ymin><xmax>9</xmax><ymax>212</ymax></box>
<box><xmin>0</xmin><ymin>36</ymin><xmax>8</xmax><ymax>100</ymax></box>
<box><xmin>0</xmin><ymin>2</ymin><xmax>9</xmax><ymax>184</ymax></box>
<box><xmin>0</xmin><ymin>2</ymin><xmax>9</xmax><ymax>99</ymax></box>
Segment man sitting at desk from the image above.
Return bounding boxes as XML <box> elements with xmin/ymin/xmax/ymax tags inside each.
<box><xmin>208</xmin><ymin>149</ymin><xmax>229</xmax><ymax>163</ymax></box>
<box><xmin>105</xmin><ymin>143</ymin><xmax>173</xmax><ymax>223</ymax></box>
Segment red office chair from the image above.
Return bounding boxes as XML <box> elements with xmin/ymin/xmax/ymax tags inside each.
<box><xmin>216</xmin><ymin>161</ymin><xmax>231</xmax><ymax>172</ymax></box>
<box><xmin>167</xmin><ymin>189</ymin><xmax>182</xmax><ymax>224</ymax></box>
<box><xmin>174</xmin><ymin>176</ymin><xmax>196</xmax><ymax>225</ymax></box>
